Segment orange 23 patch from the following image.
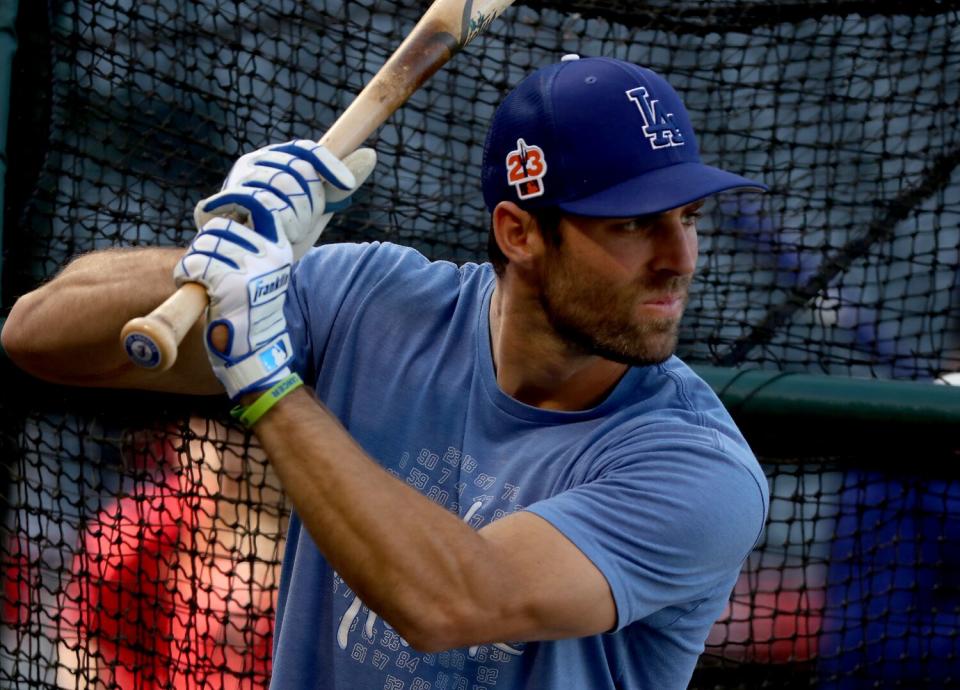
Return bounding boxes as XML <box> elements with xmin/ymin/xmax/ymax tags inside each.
<box><xmin>505</xmin><ymin>138</ymin><xmax>547</xmax><ymax>200</ymax></box>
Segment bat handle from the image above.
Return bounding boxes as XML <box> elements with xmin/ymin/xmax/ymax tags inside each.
<box><xmin>120</xmin><ymin>282</ymin><xmax>209</xmax><ymax>372</ymax></box>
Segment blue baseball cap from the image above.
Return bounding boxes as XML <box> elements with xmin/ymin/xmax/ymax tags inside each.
<box><xmin>481</xmin><ymin>56</ymin><xmax>767</xmax><ymax>217</ymax></box>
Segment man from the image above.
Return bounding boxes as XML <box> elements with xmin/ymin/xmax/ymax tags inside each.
<box><xmin>3</xmin><ymin>56</ymin><xmax>769</xmax><ymax>689</ymax></box>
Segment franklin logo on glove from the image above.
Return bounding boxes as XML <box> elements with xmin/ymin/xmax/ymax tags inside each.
<box><xmin>250</xmin><ymin>269</ymin><xmax>291</xmax><ymax>305</ymax></box>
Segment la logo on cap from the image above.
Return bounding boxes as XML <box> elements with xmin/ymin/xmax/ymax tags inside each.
<box><xmin>505</xmin><ymin>138</ymin><xmax>547</xmax><ymax>200</ymax></box>
<box><xmin>626</xmin><ymin>87</ymin><xmax>685</xmax><ymax>150</ymax></box>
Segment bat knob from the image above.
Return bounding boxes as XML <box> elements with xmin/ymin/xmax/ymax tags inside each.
<box><xmin>121</xmin><ymin>317</ymin><xmax>178</xmax><ymax>371</ymax></box>
<box><xmin>121</xmin><ymin>281</ymin><xmax>209</xmax><ymax>371</ymax></box>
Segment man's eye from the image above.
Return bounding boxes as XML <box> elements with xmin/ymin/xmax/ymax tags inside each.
<box><xmin>620</xmin><ymin>218</ymin><xmax>653</xmax><ymax>232</ymax></box>
<box><xmin>682</xmin><ymin>211</ymin><xmax>703</xmax><ymax>226</ymax></box>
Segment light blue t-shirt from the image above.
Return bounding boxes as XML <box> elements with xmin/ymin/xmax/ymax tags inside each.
<box><xmin>272</xmin><ymin>242</ymin><xmax>768</xmax><ymax>690</ymax></box>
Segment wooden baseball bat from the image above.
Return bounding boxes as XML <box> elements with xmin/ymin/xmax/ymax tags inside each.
<box><xmin>121</xmin><ymin>0</ymin><xmax>515</xmax><ymax>371</ymax></box>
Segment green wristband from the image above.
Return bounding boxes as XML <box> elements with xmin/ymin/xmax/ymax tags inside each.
<box><xmin>230</xmin><ymin>373</ymin><xmax>304</xmax><ymax>428</ymax></box>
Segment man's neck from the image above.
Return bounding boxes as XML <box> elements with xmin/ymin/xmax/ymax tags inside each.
<box><xmin>488</xmin><ymin>283</ymin><xmax>629</xmax><ymax>412</ymax></box>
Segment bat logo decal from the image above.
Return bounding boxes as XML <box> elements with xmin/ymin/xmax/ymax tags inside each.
<box><xmin>124</xmin><ymin>334</ymin><xmax>161</xmax><ymax>368</ymax></box>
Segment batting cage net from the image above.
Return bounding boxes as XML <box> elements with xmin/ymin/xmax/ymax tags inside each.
<box><xmin>1</xmin><ymin>0</ymin><xmax>958</xmax><ymax>688</ymax></box>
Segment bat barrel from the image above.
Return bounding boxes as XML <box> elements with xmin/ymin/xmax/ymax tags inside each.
<box><xmin>323</xmin><ymin>0</ymin><xmax>515</xmax><ymax>156</ymax></box>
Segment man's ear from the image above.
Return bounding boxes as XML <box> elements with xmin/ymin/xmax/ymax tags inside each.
<box><xmin>491</xmin><ymin>201</ymin><xmax>545</xmax><ymax>270</ymax></box>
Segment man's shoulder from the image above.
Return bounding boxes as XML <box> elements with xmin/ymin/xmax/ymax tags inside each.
<box><xmin>291</xmin><ymin>241</ymin><xmax>491</xmax><ymax>318</ymax></box>
<box><xmin>303</xmin><ymin>241</ymin><xmax>489</xmax><ymax>276</ymax></box>
<box><xmin>603</xmin><ymin>357</ymin><xmax>768</xmax><ymax>511</ymax></box>
<box><xmin>287</xmin><ymin>243</ymin><xmax>496</xmax><ymax>381</ymax></box>
<box><xmin>614</xmin><ymin>357</ymin><xmax>742</xmax><ymax>441</ymax></box>
<box><xmin>294</xmin><ymin>242</ymin><xmax>492</xmax><ymax>307</ymax></box>
<box><xmin>654</xmin><ymin>356</ymin><xmax>726</xmax><ymax>409</ymax></box>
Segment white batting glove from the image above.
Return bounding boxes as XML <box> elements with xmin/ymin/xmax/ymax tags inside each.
<box><xmin>194</xmin><ymin>140</ymin><xmax>377</xmax><ymax>259</ymax></box>
<box><xmin>174</xmin><ymin>216</ymin><xmax>294</xmax><ymax>400</ymax></box>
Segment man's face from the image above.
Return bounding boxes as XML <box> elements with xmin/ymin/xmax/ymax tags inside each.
<box><xmin>538</xmin><ymin>201</ymin><xmax>702</xmax><ymax>366</ymax></box>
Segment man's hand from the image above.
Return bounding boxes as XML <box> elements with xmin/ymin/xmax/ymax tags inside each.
<box><xmin>195</xmin><ymin>141</ymin><xmax>377</xmax><ymax>259</ymax></box>
<box><xmin>181</xmin><ymin>140</ymin><xmax>376</xmax><ymax>398</ymax></box>
<box><xmin>174</xmin><ymin>216</ymin><xmax>294</xmax><ymax>400</ymax></box>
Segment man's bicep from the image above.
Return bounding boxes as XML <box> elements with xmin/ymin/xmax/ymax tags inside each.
<box><xmin>515</xmin><ymin>439</ymin><xmax>768</xmax><ymax>634</ymax></box>
<box><xmin>477</xmin><ymin>510</ymin><xmax>617</xmax><ymax>640</ymax></box>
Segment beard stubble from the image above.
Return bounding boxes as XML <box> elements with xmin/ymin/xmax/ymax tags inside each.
<box><xmin>538</xmin><ymin>248</ymin><xmax>690</xmax><ymax>366</ymax></box>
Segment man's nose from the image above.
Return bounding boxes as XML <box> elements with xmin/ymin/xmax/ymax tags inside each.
<box><xmin>650</xmin><ymin>217</ymin><xmax>698</xmax><ymax>276</ymax></box>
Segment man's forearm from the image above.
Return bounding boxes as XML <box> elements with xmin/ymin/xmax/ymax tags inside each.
<box><xmin>250</xmin><ymin>387</ymin><xmax>509</xmax><ymax>652</ymax></box>
<box><xmin>2</xmin><ymin>247</ymin><xmax>219</xmax><ymax>392</ymax></box>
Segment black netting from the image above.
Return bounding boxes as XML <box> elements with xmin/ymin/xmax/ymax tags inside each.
<box><xmin>2</xmin><ymin>0</ymin><xmax>959</xmax><ymax>687</ymax></box>
<box><xmin>0</xmin><ymin>386</ymin><xmax>284</xmax><ymax>689</ymax></box>
<box><xmin>696</xmin><ymin>460</ymin><xmax>960</xmax><ymax>689</ymax></box>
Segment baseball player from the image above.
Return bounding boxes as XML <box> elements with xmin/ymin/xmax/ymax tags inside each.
<box><xmin>3</xmin><ymin>57</ymin><xmax>769</xmax><ymax>689</ymax></box>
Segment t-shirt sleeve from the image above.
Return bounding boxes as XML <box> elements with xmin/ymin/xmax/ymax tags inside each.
<box><xmin>525</xmin><ymin>424</ymin><xmax>768</xmax><ymax>631</ymax></box>
<box><xmin>284</xmin><ymin>242</ymin><xmax>429</xmax><ymax>382</ymax></box>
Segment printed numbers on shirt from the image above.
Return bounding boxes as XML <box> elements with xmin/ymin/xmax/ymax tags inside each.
<box><xmin>442</xmin><ymin>447</ymin><xmax>461</xmax><ymax>468</ymax></box>
<box><xmin>381</xmin><ymin>628</ymin><xmax>404</xmax><ymax>652</ymax></box>
<box><xmin>426</xmin><ymin>486</ymin><xmax>449</xmax><ymax>505</ymax></box>
<box><xmin>372</xmin><ymin>649</ymin><xmax>390</xmax><ymax>671</ymax></box>
<box><xmin>439</xmin><ymin>649</ymin><xmax>466</xmax><ymax>671</ymax></box>
<box><xmin>396</xmin><ymin>651</ymin><xmax>419</xmax><ymax>674</ymax></box>
<box><xmin>477</xmin><ymin>667</ymin><xmax>499</xmax><ymax>685</ymax></box>
<box><xmin>473</xmin><ymin>473</ymin><xmax>497</xmax><ymax>490</ymax></box>
<box><xmin>416</xmin><ymin>449</ymin><xmax>439</xmax><ymax>470</ymax></box>
<box><xmin>407</xmin><ymin>468</ymin><xmax>430</xmax><ymax>490</ymax></box>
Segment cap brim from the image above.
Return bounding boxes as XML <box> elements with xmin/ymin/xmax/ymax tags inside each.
<box><xmin>556</xmin><ymin>162</ymin><xmax>768</xmax><ymax>217</ymax></box>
